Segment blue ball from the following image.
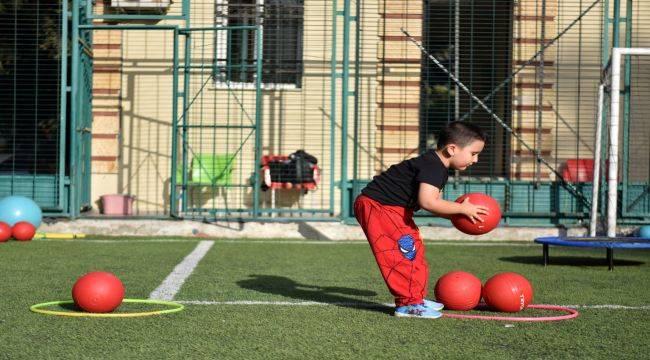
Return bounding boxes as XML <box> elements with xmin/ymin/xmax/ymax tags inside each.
<box><xmin>0</xmin><ymin>195</ymin><xmax>43</xmax><ymax>228</ymax></box>
<box><xmin>639</xmin><ymin>225</ymin><xmax>650</xmax><ymax>238</ymax></box>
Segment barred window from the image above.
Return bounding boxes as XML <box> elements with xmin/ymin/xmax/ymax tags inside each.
<box><xmin>215</xmin><ymin>0</ymin><xmax>304</xmax><ymax>88</ymax></box>
<box><xmin>420</xmin><ymin>0</ymin><xmax>512</xmax><ymax>177</ymax></box>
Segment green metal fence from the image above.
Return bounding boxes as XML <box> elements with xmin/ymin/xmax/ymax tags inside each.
<box><xmin>1</xmin><ymin>0</ymin><xmax>647</xmax><ymax>226</ymax></box>
<box><xmin>171</xmin><ymin>26</ymin><xmax>264</xmax><ymax>218</ymax></box>
<box><xmin>0</xmin><ymin>0</ymin><xmax>69</xmax><ymax>213</ymax></box>
<box><xmin>349</xmin><ymin>0</ymin><xmax>649</xmax><ymax>227</ymax></box>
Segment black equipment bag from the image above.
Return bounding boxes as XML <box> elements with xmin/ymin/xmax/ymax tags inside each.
<box><xmin>267</xmin><ymin>150</ymin><xmax>318</xmax><ymax>184</ymax></box>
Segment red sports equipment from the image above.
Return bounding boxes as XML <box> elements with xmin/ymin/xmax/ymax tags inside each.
<box><xmin>451</xmin><ymin>193</ymin><xmax>502</xmax><ymax>235</ymax></box>
<box><xmin>12</xmin><ymin>221</ymin><xmax>36</xmax><ymax>241</ymax></box>
<box><xmin>0</xmin><ymin>222</ymin><xmax>11</xmax><ymax>242</ymax></box>
<box><xmin>354</xmin><ymin>195</ymin><xmax>428</xmax><ymax>307</ymax></box>
<box><xmin>482</xmin><ymin>272</ymin><xmax>534</xmax><ymax>312</ymax></box>
<box><xmin>72</xmin><ymin>272</ymin><xmax>125</xmax><ymax>313</ymax></box>
<box><xmin>434</xmin><ymin>271</ymin><xmax>482</xmax><ymax>311</ymax></box>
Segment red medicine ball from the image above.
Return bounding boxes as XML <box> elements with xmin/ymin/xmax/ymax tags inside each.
<box><xmin>434</xmin><ymin>271</ymin><xmax>483</xmax><ymax>311</ymax></box>
<box><xmin>12</xmin><ymin>221</ymin><xmax>36</xmax><ymax>241</ymax></box>
<box><xmin>72</xmin><ymin>271</ymin><xmax>125</xmax><ymax>313</ymax></box>
<box><xmin>482</xmin><ymin>272</ymin><xmax>534</xmax><ymax>312</ymax></box>
<box><xmin>0</xmin><ymin>222</ymin><xmax>11</xmax><ymax>242</ymax></box>
<box><xmin>451</xmin><ymin>193</ymin><xmax>502</xmax><ymax>235</ymax></box>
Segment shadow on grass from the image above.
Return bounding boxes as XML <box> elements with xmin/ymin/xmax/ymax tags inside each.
<box><xmin>500</xmin><ymin>256</ymin><xmax>644</xmax><ymax>267</ymax></box>
<box><xmin>56</xmin><ymin>302</ymin><xmax>81</xmax><ymax>311</ymax></box>
<box><xmin>237</xmin><ymin>275</ymin><xmax>392</xmax><ymax>315</ymax></box>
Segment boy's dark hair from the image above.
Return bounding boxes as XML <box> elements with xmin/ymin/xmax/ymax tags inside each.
<box><xmin>436</xmin><ymin>121</ymin><xmax>487</xmax><ymax>150</ymax></box>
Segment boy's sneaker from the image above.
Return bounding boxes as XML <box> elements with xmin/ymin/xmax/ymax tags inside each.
<box><xmin>423</xmin><ymin>299</ymin><xmax>444</xmax><ymax>311</ymax></box>
<box><xmin>394</xmin><ymin>304</ymin><xmax>442</xmax><ymax>319</ymax></box>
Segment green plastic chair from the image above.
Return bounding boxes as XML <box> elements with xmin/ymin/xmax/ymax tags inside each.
<box><xmin>189</xmin><ymin>153</ymin><xmax>235</xmax><ymax>186</ymax></box>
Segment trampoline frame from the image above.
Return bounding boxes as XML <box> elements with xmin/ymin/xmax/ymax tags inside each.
<box><xmin>535</xmin><ymin>236</ymin><xmax>650</xmax><ymax>270</ymax></box>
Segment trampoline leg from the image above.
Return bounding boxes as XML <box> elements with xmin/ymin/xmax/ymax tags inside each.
<box><xmin>607</xmin><ymin>248</ymin><xmax>614</xmax><ymax>271</ymax></box>
<box><xmin>543</xmin><ymin>244</ymin><xmax>549</xmax><ymax>266</ymax></box>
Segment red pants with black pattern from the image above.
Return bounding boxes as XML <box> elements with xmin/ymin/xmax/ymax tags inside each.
<box><xmin>354</xmin><ymin>194</ymin><xmax>429</xmax><ymax>307</ymax></box>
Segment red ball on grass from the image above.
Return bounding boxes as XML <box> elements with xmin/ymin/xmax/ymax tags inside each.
<box><xmin>434</xmin><ymin>271</ymin><xmax>483</xmax><ymax>311</ymax></box>
<box><xmin>72</xmin><ymin>272</ymin><xmax>125</xmax><ymax>313</ymax></box>
<box><xmin>12</xmin><ymin>221</ymin><xmax>36</xmax><ymax>241</ymax></box>
<box><xmin>0</xmin><ymin>222</ymin><xmax>11</xmax><ymax>242</ymax></box>
<box><xmin>482</xmin><ymin>272</ymin><xmax>534</xmax><ymax>312</ymax></box>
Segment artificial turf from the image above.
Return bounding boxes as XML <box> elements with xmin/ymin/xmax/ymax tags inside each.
<box><xmin>1</xmin><ymin>238</ymin><xmax>648</xmax><ymax>359</ymax></box>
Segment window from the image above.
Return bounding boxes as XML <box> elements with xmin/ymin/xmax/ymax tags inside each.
<box><xmin>420</xmin><ymin>0</ymin><xmax>512</xmax><ymax>177</ymax></box>
<box><xmin>215</xmin><ymin>0</ymin><xmax>304</xmax><ymax>88</ymax></box>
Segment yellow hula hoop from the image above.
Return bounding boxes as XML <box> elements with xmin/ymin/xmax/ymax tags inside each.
<box><xmin>30</xmin><ymin>299</ymin><xmax>185</xmax><ymax>318</ymax></box>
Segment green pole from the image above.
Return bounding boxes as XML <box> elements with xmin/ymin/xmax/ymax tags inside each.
<box><xmin>340</xmin><ymin>0</ymin><xmax>351</xmax><ymax>219</ymax></box>
<box><xmin>600</xmin><ymin>0</ymin><xmax>610</xmax><ymax>220</ymax></box>
<box><xmin>70</xmin><ymin>0</ymin><xmax>80</xmax><ymax>217</ymax></box>
<box><xmin>621</xmin><ymin>0</ymin><xmax>632</xmax><ymax>215</ymax></box>
<box><xmin>57</xmin><ymin>0</ymin><xmax>69</xmax><ymax>211</ymax></box>
<box><xmin>170</xmin><ymin>28</ymin><xmax>180</xmax><ymax>217</ymax></box>
<box><xmin>602</xmin><ymin>0</ymin><xmax>610</xmax><ymax>64</ymax></box>
<box><xmin>181</xmin><ymin>6</ymin><xmax>192</xmax><ymax>214</ymax></box>
<box><xmin>329</xmin><ymin>0</ymin><xmax>338</xmax><ymax>216</ymax></box>
<box><xmin>612</xmin><ymin>0</ymin><xmax>621</xmax><ymax>47</ymax></box>
<box><xmin>352</xmin><ymin>0</ymin><xmax>361</xmax><ymax>203</ymax></box>
<box><xmin>610</xmin><ymin>0</ymin><xmax>620</xmax><ymax>222</ymax></box>
<box><xmin>253</xmin><ymin>26</ymin><xmax>263</xmax><ymax>219</ymax></box>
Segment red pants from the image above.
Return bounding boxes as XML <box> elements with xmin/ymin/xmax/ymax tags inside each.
<box><xmin>354</xmin><ymin>195</ymin><xmax>429</xmax><ymax>307</ymax></box>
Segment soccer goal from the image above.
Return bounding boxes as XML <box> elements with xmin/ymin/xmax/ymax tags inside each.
<box><xmin>591</xmin><ymin>48</ymin><xmax>650</xmax><ymax>237</ymax></box>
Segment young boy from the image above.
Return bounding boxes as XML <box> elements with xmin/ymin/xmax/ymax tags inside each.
<box><xmin>354</xmin><ymin>121</ymin><xmax>489</xmax><ymax>318</ymax></box>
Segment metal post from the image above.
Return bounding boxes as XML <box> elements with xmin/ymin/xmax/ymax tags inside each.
<box><xmin>70</xmin><ymin>0</ymin><xmax>80</xmax><ymax>217</ymax></box>
<box><xmin>621</xmin><ymin>0</ymin><xmax>633</xmax><ymax>216</ymax></box>
<box><xmin>613</xmin><ymin>0</ymin><xmax>621</xmax><ymax>48</ymax></box>
<box><xmin>329</xmin><ymin>0</ymin><xmax>338</xmax><ymax>216</ymax></box>
<box><xmin>608</xmin><ymin>48</ymin><xmax>621</xmax><ymax>238</ymax></box>
<box><xmin>607</xmin><ymin>47</ymin><xmax>650</xmax><ymax>237</ymax></box>
<box><xmin>590</xmin><ymin>84</ymin><xmax>605</xmax><ymax>236</ymax></box>
<box><xmin>170</xmin><ymin>29</ymin><xmax>180</xmax><ymax>217</ymax></box>
<box><xmin>253</xmin><ymin>26</ymin><xmax>263</xmax><ymax>219</ymax></box>
<box><xmin>607</xmin><ymin>248</ymin><xmax>614</xmax><ymax>270</ymax></box>
<box><xmin>57</xmin><ymin>0</ymin><xmax>69</xmax><ymax>212</ymax></box>
<box><xmin>181</xmin><ymin>33</ymin><xmax>191</xmax><ymax>213</ymax></box>
<box><xmin>454</xmin><ymin>0</ymin><xmax>459</xmax><ymax>120</ymax></box>
<box><xmin>352</xmin><ymin>0</ymin><xmax>361</xmax><ymax>198</ymax></box>
<box><xmin>340</xmin><ymin>0</ymin><xmax>351</xmax><ymax>219</ymax></box>
<box><xmin>543</xmin><ymin>244</ymin><xmax>549</xmax><ymax>266</ymax></box>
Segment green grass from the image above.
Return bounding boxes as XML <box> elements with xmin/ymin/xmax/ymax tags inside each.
<box><xmin>1</xmin><ymin>238</ymin><xmax>649</xmax><ymax>359</ymax></box>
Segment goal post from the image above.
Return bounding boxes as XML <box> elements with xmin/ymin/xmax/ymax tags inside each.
<box><xmin>593</xmin><ymin>48</ymin><xmax>650</xmax><ymax>237</ymax></box>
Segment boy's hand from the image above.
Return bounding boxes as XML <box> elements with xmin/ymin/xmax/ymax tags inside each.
<box><xmin>459</xmin><ymin>197</ymin><xmax>489</xmax><ymax>224</ymax></box>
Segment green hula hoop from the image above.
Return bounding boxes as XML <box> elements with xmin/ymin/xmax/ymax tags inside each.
<box><xmin>30</xmin><ymin>299</ymin><xmax>185</xmax><ymax>318</ymax></box>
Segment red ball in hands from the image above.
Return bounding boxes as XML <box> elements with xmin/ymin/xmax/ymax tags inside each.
<box><xmin>451</xmin><ymin>193</ymin><xmax>501</xmax><ymax>235</ymax></box>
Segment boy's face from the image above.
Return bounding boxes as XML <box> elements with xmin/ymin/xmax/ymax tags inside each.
<box><xmin>446</xmin><ymin>140</ymin><xmax>485</xmax><ymax>170</ymax></box>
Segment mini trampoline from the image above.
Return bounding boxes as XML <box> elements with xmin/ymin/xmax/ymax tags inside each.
<box><xmin>534</xmin><ymin>236</ymin><xmax>650</xmax><ymax>270</ymax></box>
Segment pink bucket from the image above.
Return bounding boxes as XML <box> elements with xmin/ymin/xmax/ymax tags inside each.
<box><xmin>100</xmin><ymin>194</ymin><xmax>134</xmax><ymax>215</ymax></box>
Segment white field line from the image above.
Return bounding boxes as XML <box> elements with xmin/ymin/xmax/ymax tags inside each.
<box><xmin>148</xmin><ymin>240</ymin><xmax>214</xmax><ymax>301</ymax></box>
<box><xmin>36</xmin><ymin>238</ymin><xmax>537</xmax><ymax>246</ymax></box>
<box><xmin>176</xmin><ymin>300</ymin><xmax>650</xmax><ymax>310</ymax></box>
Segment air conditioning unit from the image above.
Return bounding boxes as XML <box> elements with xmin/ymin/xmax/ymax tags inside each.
<box><xmin>110</xmin><ymin>0</ymin><xmax>172</xmax><ymax>10</ymax></box>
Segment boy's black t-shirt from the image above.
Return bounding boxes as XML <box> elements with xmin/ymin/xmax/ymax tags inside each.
<box><xmin>361</xmin><ymin>150</ymin><xmax>449</xmax><ymax>209</ymax></box>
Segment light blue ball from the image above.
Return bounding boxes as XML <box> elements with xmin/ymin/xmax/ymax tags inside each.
<box><xmin>639</xmin><ymin>225</ymin><xmax>650</xmax><ymax>238</ymax></box>
<box><xmin>0</xmin><ymin>195</ymin><xmax>43</xmax><ymax>228</ymax></box>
